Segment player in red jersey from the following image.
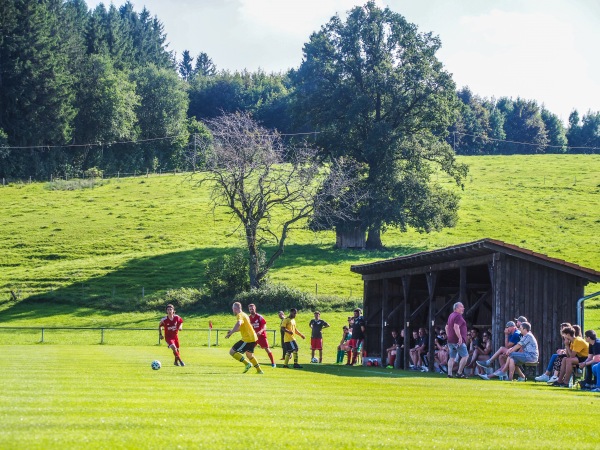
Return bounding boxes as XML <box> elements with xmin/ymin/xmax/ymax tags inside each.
<box><xmin>248</xmin><ymin>303</ymin><xmax>276</xmax><ymax>368</ymax></box>
<box><xmin>159</xmin><ymin>304</ymin><xmax>185</xmax><ymax>366</ymax></box>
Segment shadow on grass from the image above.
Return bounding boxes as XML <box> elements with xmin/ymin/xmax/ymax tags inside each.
<box><xmin>1</xmin><ymin>242</ymin><xmax>426</xmax><ymax>321</ymax></box>
<box><xmin>274</xmin><ymin>243</ymin><xmax>427</xmax><ymax>269</ymax></box>
<box><xmin>297</xmin><ymin>363</ymin><xmax>436</xmax><ymax>379</ymax></box>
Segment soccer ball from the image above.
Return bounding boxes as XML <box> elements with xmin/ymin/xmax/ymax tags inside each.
<box><xmin>311</xmin><ymin>357</ymin><xmax>318</xmax><ymax>363</ymax></box>
<box><xmin>151</xmin><ymin>360</ymin><xmax>161</xmax><ymax>370</ymax></box>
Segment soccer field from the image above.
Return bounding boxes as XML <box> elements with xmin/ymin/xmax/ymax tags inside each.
<box><xmin>1</xmin><ymin>345</ymin><xmax>599</xmax><ymax>449</ymax></box>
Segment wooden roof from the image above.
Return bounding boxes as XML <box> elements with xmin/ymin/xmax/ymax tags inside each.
<box><xmin>350</xmin><ymin>238</ymin><xmax>600</xmax><ymax>282</ymax></box>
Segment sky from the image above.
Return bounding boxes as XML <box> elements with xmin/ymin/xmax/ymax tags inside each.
<box><xmin>87</xmin><ymin>0</ymin><xmax>600</xmax><ymax>122</ymax></box>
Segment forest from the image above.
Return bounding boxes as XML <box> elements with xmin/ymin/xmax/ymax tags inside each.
<box><xmin>1</xmin><ymin>0</ymin><xmax>599</xmax><ymax>181</ymax></box>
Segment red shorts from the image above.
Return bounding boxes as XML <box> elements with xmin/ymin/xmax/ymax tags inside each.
<box><xmin>311</xmin><ymin>338</ymin><xmax>323</xmax><ymax>350</ymax></box>
<box><xmin>256</xmin><ymin>334</ymin><xmax>270</xmax><ymax>349</ymax></box>
<box><xmin>166</xmin><ymin>337</ymin><xmax>180</xmax><ymax>349</ymax></box>
<box><xmin>348</xmin><ymin>338</ymin><xmax>363</xmax><ymax>350</ymax></box>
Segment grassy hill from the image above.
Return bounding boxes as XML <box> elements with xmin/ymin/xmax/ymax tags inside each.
<box><xmin>1</xmin><ymin>154</ymin><xmax>599</xmax><ymax>322</ymax></box>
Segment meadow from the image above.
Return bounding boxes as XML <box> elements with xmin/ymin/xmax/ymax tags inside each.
<box><xmin>1</xmin><ymin>154</ymin><xmax>599</xmax><ymax>324</ymax></box>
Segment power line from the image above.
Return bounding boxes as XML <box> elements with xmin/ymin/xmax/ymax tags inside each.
<box><xmin>2</xmin><ymin>129</ymin><xmax>597</xmax><ymax>152</ymax></box>
<box><xmin>1</xmin><ymin>135</ymin><xmax>182</xmax><ymax>150</ymax></box>
<box><xmin>454</xmin><ymin>131</ymin><xmax>599</xmax><ymax>151</ymax></box>
<box><xmin>1</xmin><ymin>131</ymin><xmax>322</xmax><ymax>151</ymax></box>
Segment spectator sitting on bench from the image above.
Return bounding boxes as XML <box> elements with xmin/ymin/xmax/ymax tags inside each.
<box><xmin>465</xmin><ymin>328</ymin><xmax>480</xmax><ymax>371</ymax></box>
<box><xmin>535</xmin><ymin>322</ymin><xmax>572</xmax><ymax>383</ymax></box>
<box><xmin>408</xmin><ymin>330</ymin><xmax>419</xmax><ymax>369</ymax></box>
<box><xmin>504</xmin><ymin>322</ymin><xmax>538</xmax><ymax>381</ymax></box>
<box><xmin>468</xmin><ymin>330</ymin><xmax>492</xmax><ymax>375</ymax></box>
<box><xmin>552</xmin><ymin>326</ymin><xmax>589</xmax><ymax>387</ymax></box>
<box><xmin>479</xmin><ymin>322</ymin><xmax>537</xmax><ymax>381</ymax></box>
<box><xmin>578</xmin><ymin>329</ymin><xmax>600</xmax><ymax>389</ymax></box>
<box><xmin>385</xmin><ymin>329</ymin><xmax>400</xmax><ymax>369</ymax></box>
<box><xmin>434</xmin><ymin>329</ymin><xmax>449</xmax><ymax>373</ymax></box>
<box><xmin>476</xmin><ymin>320</ymin><xmax>521</xmax><ymax>378</ymax></box>
<box><xmin>410</xmin><ymin>328</ymin><xmax>428</xmax><ymax>371</ymax></box>
<box><xmin>546</xmin><ymin>325</ymin><xmax>579</xmax><ymax>384</ymax></box>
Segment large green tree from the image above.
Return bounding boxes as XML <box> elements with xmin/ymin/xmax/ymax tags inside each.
<box><xmin>496</xmin><ymin>98</ymin><xmax>548</xmax><ymax>154</ymax></box>
<box><xmin>130</xmin><ymin>64</ymin><xmax>189</xmax><ymax>170</ymax></box>
<box><xmin>292</xmin><ymin>2</ymin><xmax>467</xmax><ymax>248</ymax></box>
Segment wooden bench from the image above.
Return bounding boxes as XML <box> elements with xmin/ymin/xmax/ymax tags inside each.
<box><xmin>518</xmin><ymin>361</ymin><xmax>539</xmax><ymax>380</ymax></box>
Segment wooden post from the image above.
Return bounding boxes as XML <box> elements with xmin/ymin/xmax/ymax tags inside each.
<box><xmin>426</xmin><ymin>272</ymin><xmax>438</xmax><ymax>372</ymax></box>
<box><xmin>401</xmin><ymin>275</ymin><xmax>411</xmax><ymax>369</ymax></box>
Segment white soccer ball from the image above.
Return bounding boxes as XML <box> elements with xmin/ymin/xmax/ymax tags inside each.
<box><xmin>311</xmin><ymin>357</ymin><xmax>318</xmax><ymax>363</ymax></box>
<box><xmin>151</xmin><ymin>360</ymin><xmax>161</xmax><ymax>370</ymax></box>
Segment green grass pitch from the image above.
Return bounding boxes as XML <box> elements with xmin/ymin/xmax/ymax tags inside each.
<box><xmin>1</xmin><ymin>345</ymin><xmax>599</xmax><ymax>449</ymax></box>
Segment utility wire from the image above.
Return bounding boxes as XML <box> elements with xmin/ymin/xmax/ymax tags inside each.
<box><xmin>1</xmin><ymin>131</ymin><xmax>322</xmax><ymax>150</ymax></box>
<box><xmin>2</xmin><ymin>130</ymin><xmax>598</xmax><ymax>151</ymax></box>
<box><xmin>454</xmin><ymin>131</ymin><xmax>599</xmax><ymax>151</ymax></box>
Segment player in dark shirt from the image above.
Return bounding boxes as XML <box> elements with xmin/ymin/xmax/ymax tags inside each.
<box><xmin>309</xmin><ymin>311</ymin><xmax>330</xmax><ymax>363</ymax></box>
<box><xmin>348</xmin><ymin>308</ymin><xmax>366</xmax><ymax>366</ymax></box>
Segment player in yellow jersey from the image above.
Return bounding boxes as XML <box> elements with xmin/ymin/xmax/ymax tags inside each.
<box><xmin>281</xmin><ymin>308</ymin><xmax>306</xmax><ymax>368</ymax></box>
<box><xmin>225</xmin><ymin>302</ymin><xmax>264</xmax><ymax>374</ymax></box>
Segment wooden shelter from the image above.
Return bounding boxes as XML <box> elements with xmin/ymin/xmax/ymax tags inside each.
<box><xmin>350</xmin><ymin>239</ymin><xmax>600</xmax><ymax>371</ymax></box>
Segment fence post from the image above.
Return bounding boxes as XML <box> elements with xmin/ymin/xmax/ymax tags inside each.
<box><xmin>208</xmin><ymin>328</ymin><xmax>211</xmax><ymax>348</ymax></box>
<box><xmin>101</xmin><ymin>328</ymin><xmax>104</xmax><ymax>344</ymax></box>
<box><xmin>41</xmin><ymin>327</ymin><xmax>44</xmax><ymax>343</ymax></box>
<box><xmin>216</xmin><ymin>330</ymin><xmax>219</xmax><ymax>346</ymax></box>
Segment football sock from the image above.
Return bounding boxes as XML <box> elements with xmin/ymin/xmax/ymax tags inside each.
<box><xmin>268</xmin><ymin>352</ymin><xmax>275</xmax><ymax>365</ymax></box>
<box><xmin>284</xmin><ymin>354</ymin><xmax>290</xmax><ymax>365</ymax></box>
<box><xmin>293</xmin><ymin>353</ymin><xmax>299</xmax><ymax>364</ymax></box>
<box><xmin>249</xmin><ymin>355</ymin><xmax>260</xmax><ymax>368</ymax></box>
<box><xmin>337</xmin><ymin>350</ymin><xmax>345</xmax><ymax>363</ymax></box>
<box><xmin>232</xmin><ymin>352</ymin><xmax>245</xmax><ymax>363</ymax></box>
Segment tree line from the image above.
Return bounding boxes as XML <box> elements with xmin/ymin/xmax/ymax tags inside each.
<box><xmin>1</xmin><ymin>0</ymin><xmax>599</xmax><ymax>183</ymax></box>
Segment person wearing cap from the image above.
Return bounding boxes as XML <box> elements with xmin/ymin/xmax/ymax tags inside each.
<box><xmin>515</xmin><ymin>316</ymin><xmax>528</xmax><ymax>328</ymax></box>
<box><xmin>504</xmin><ymin>322</ymin><xmax>539</xmax><ymax>381</ymax></box>
<box><xmin>476</xmin><ymin>320</ymin><xmax>522</xmax><ymax>379</ymax></box>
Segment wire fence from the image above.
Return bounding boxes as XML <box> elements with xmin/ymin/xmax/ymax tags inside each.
<box><xmin>0</xmin><ymin>326</ymin><xmax>279</xmax><ymax>347</ymax></box>
<box><xmin>1</xmin><ymin>168</ymin><xmax>193</xmax><ymax>186</ymax></box>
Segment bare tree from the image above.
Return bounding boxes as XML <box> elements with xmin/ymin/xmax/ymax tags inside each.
<box><xmin>191</xmin><ymin>112</ymin><xmax>361</xmax><ymax>289</ymax></box>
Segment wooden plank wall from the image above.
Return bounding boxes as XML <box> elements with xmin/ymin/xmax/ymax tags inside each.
<box><xmin>497</xmin><ymin>255</ymin><xmax>584</xmax><ymax>370</ymax></box>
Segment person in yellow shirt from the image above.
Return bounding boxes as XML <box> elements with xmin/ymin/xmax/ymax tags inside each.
<box><xmin>281</xmin><ymin>308</ymin><xmax>306</xmax><ymax>368</ymax></box>
<box><xmin>225</xmin><ymin>302</ymin><xmax>263</xmax><ymax>374</ymax></box>
<box><xmin>554</xmin><ymin>326</ymin><xmax>589</xmax><ymax>387</ymax></box>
